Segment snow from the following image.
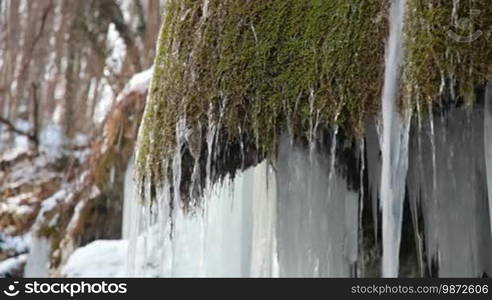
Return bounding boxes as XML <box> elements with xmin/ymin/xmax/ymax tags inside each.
<box><xmin>63</xmin><ymin>240</ymin><xmax>128</xmax><ymax>278</ymax></box>
<box><xmin>93</xmin><ymin>79</ymin><xmax>115</xmax><ymax>124</ymax></box>
<box><xmin>116</xmin><ymin>0</ymin><xmax>135</xmax><ymax>28</ymax></box>
<box><xmin>39</xmin><ymin>190</ymin><xmax>67</xmax><ymax>214</ymax></box>
<box><xmin>93</xmin><ymin>66</ymin><xmax>152</xmax><ymax>124</ymax></box>
<box><xmin>14</xmin><ymin>119</ymin><xmax>31</xmax><ymax>150</ymax></box>
<box><xmin>0</xmin><ymin>192</ymin><xmax>35</xmax><ymax>212</ymax></box>
<box><xmin>0</xmin><ymin>234</ymin><xmax>29</xmax><ymax>255</ymax></box>
<box><xmin>0</xmin><ymin>146</ymin><xmax>29</xmax><ymax>162</ymax></box>
<box><xmin>0</xmin><ymin>254</ymin><xmax>27</xmax><ymax>277</ymax></box>
<box><xmin>72</xmin><ymin>134</ymin><xmax>89</xmax><ymax>147</ymax></box>
<box><xmin>117</xmin><ymin>67</ymin><xmax>153</xmax><ymax>102</ymax></box>
<box><xmin>40</xmin><ymin>123</ymin><xmax>64</xmax><ymax>159</ymax></box>
<box><xmin>105</xmin><ymin>23</ymin><xmax>127</xmax><ymax>74</ymax></box>
<box><xmin>52</xmin><ymin>103</ymin><xmax>64</xmax><ymax>125</ymax></box>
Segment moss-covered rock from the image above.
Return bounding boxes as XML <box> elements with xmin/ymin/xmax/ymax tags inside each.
<box><xmin>137</xmin><ymin>0</ymin><xmax>389</xmax><ymax>194</ymax></box>
<box><xmin>136</xmin><ymin>0</ymin><xmax>491</xmax><ymax>202</ymax></box>
<box><xmin>403</xmin><ymin>0</ymin><xmax>492</xmax><ymax>108</ymax></box>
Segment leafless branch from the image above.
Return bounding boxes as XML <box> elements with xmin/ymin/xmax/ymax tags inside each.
<box><xmin>32</xmin><ymin>82</ymin><xmax>40</xmax><ymax>146</ymax></box>
<box><xmin>0</xmin><ymin>115</ymin><xmax>37</xmax><ymax>144</ymax></box>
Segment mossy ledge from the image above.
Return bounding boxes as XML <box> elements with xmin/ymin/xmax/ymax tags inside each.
<box><xmin>136</xmin><ymin>0</ymin><xmax>491</xmax><ymax>203</ymax></box>
<box><xmin>403</xmin><ymin>0</ymin><xmax>491</xmax><ymax>109</ymax></box>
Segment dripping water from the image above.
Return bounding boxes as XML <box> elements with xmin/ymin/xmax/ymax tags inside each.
<box><xmin>379</xmin><ymin>0</ymin><xmax>409</xmax><ymax>278</ymax></box>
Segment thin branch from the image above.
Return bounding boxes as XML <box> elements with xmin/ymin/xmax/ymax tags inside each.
<box><xmin>31</xmin><ymin>82</ymin><xmax>40</xmax><ymax>147</ymax></box>
<box><xmin>0</xmin><ymin>116</ymin><xmax>37</xmax><ymax>143</ymax></box>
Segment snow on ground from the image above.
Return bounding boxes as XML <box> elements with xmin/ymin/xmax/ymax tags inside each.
<box><xmin>0</xmin><ymin>146</ymin><xmax>29</xmax><ymax>162</ymax></box>
<box><xmin>63</xmin><ymin>228</ymin><xmax>159</xmax><ymax>278</ymax></box>
<box><xmin>39</xmin><ymin>123</ymin><xmax>64</xmax><ymax>159</ymax></box>
<box><xmin>14</xmin><ymin>119</ymin><xmax>32</xmax><ymax>150</ymax></box>
<box><xmin>0</xmin><ymin>234</ymin><xmax>29</xmax><ymax>255</ymax></box>
<box><xmin>38</xmin><ymin>189</ymin><xmax>67</xmax><ymax>216</ymax></box>
<box><xmin>0</xmin><ymin>254</ymin><xmax>27</xmax><ymax>277</ymax></box>
<box><xmin>0</xmin><ymin>234</ymin><xmax>29</xmax><ymax>278</ymax></box>
<box><xmin>62</xmin><ymin>240</ymin><xmax>128</xmax><ymax>278</ymax></box>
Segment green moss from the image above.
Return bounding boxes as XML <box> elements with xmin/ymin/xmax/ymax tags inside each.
<box><xmin>38</xmin><ymin>224</ymin><xmax>59</xmax><ymax>238</ymax></box>
<box><xmin>403</xmin><ymin>0</ymin><xmax>492</xmax><ymax>108</ymax></box>
<box><xmin>137</xmin><ymin>0</ymin><xmax>389</xmax><ymax>182</ymax></box>
<box><xmin>38</xmin><ymin>224</ymin><xmax>62</xmax><ymax>252</ymax></box>
<box><xmin>136</xmin><ymin>0</ymin><xmax>491</xmax><ymax>196</ymax></box>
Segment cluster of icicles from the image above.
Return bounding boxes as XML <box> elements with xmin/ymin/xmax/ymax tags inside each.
<box><xmin>125</xmin><ymin>0</ymin><xmax>492</xmax><ymax>277</ymax></box>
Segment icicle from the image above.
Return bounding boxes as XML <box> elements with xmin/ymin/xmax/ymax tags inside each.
<box><xmin>357</xmin><ymin>139</ymin><xmax>365</xmax><ymax>277</ymax></box>
<box><xmin>358</xmin><ymin>140</ymin><xmax>365</xmax><ymax>223</ymax></box>
<box><xmin>122</xmin><ymin>157</ymin><xmax>135</xmax><ymax>240</ymax></box>
<box><xmin>379</xmin><ymin>0</ymin><xmax>408</xmax><ymax>278</ymax></box>
<box><xmin>428</xmin><ymin>101</ymin><xmax>438</xmax><ymax>204</ymax></box>
<box><xmin>328</xmin><ymin>107</ymin><xmax>342</xmax><ymax>187</ymax></box>
<box><xmin>308</xmin><ymin>88</ymin><xmax>316</xmax><ymax>159</ymax></box>
<box><xmin>485</xmin><ymin>83</ymin><xmax>492</xmax><ymax>237</ymax></box>
<box><xmin>407</xmin><ymin>91</ymin><xmax>492</xmax><ymax>277</ymax></box>
<box><xmin>308</xmin><ymin>88</ymin><xmax>321</xmax><ymax>161</ymax></box>
<box><xmin>276</xmin><ymin>135</ymin><xmax>358</xmax><ymax>277</ymax></box>
<box><xmin>205</xmin><ymin>103</ymin><xmax>216</xmax><ymax>186</ymax></box>
<box><xmin>451</xmin><ymin>0</ymin><xmax>460</xmax><ymax>27</ymax></box>
<box><xmin>24</xmin><ymin>237</ymin><xmax>51</xmax><ymax>277</ymax></box>
<box><xmin>250</xmin><ymin>162</ymin><xmax>277</xmax><ymax>277</ymax></box>
<box><xmin>365</xmin><ymin>120</ymin><xmax>381</xmax><ymax>242</ymax></box>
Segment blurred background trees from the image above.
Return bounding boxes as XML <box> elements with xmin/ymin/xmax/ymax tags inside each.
<box><xmin>0</xmin><ymin>0</ymin><xmax>163</xmax><ymax>149</ymax></box>
<box><xmin>0</xmin><ymin>0</ymin><xmax>163</xmax><ymax>277</ymax></box>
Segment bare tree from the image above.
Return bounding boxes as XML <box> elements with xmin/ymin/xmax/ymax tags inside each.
<box><xmin>0</xmin><ymin>0</ymin><xmax>163</xmax><ymax>149</ymax></box>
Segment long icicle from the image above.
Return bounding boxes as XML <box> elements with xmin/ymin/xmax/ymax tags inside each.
<box><xmin>379</xmin><ymin>0</ymin><xmax>409</xmax><ymax>277</ymax></box>
<box><xmin>485</xmin><ymin>82</ymin><xmax>492</xmax><ymax>237</ymax></box>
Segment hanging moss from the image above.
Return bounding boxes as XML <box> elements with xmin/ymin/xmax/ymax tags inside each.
<box><xmin>137</xmin><ymin>0</ymin><xmax>389</xmax><ymax>187</ymax></box>
<box><xmin>136</xmin><ymin>0</ymin><xmax>491</xmax><ymax>201</ymax></box>
<box><xmin>403</xmin><ymin>0</ymin><xmax>492</xmax><ymax>108</ymax></box>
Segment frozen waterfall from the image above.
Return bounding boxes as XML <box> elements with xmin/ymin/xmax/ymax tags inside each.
<box><xmin>379</xmin><ymin>0</ymin><xmax>410</xmax><ymax>277</ymax></box>
<box><xmin>127</xmin><ymin>133</ymin><xmax>362</xmax><ymax>277</ymax></box>
<box><xmin>124</xmin><ymin>1</ymin><xmax>492</xmax><ymax>278</ymax></box>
